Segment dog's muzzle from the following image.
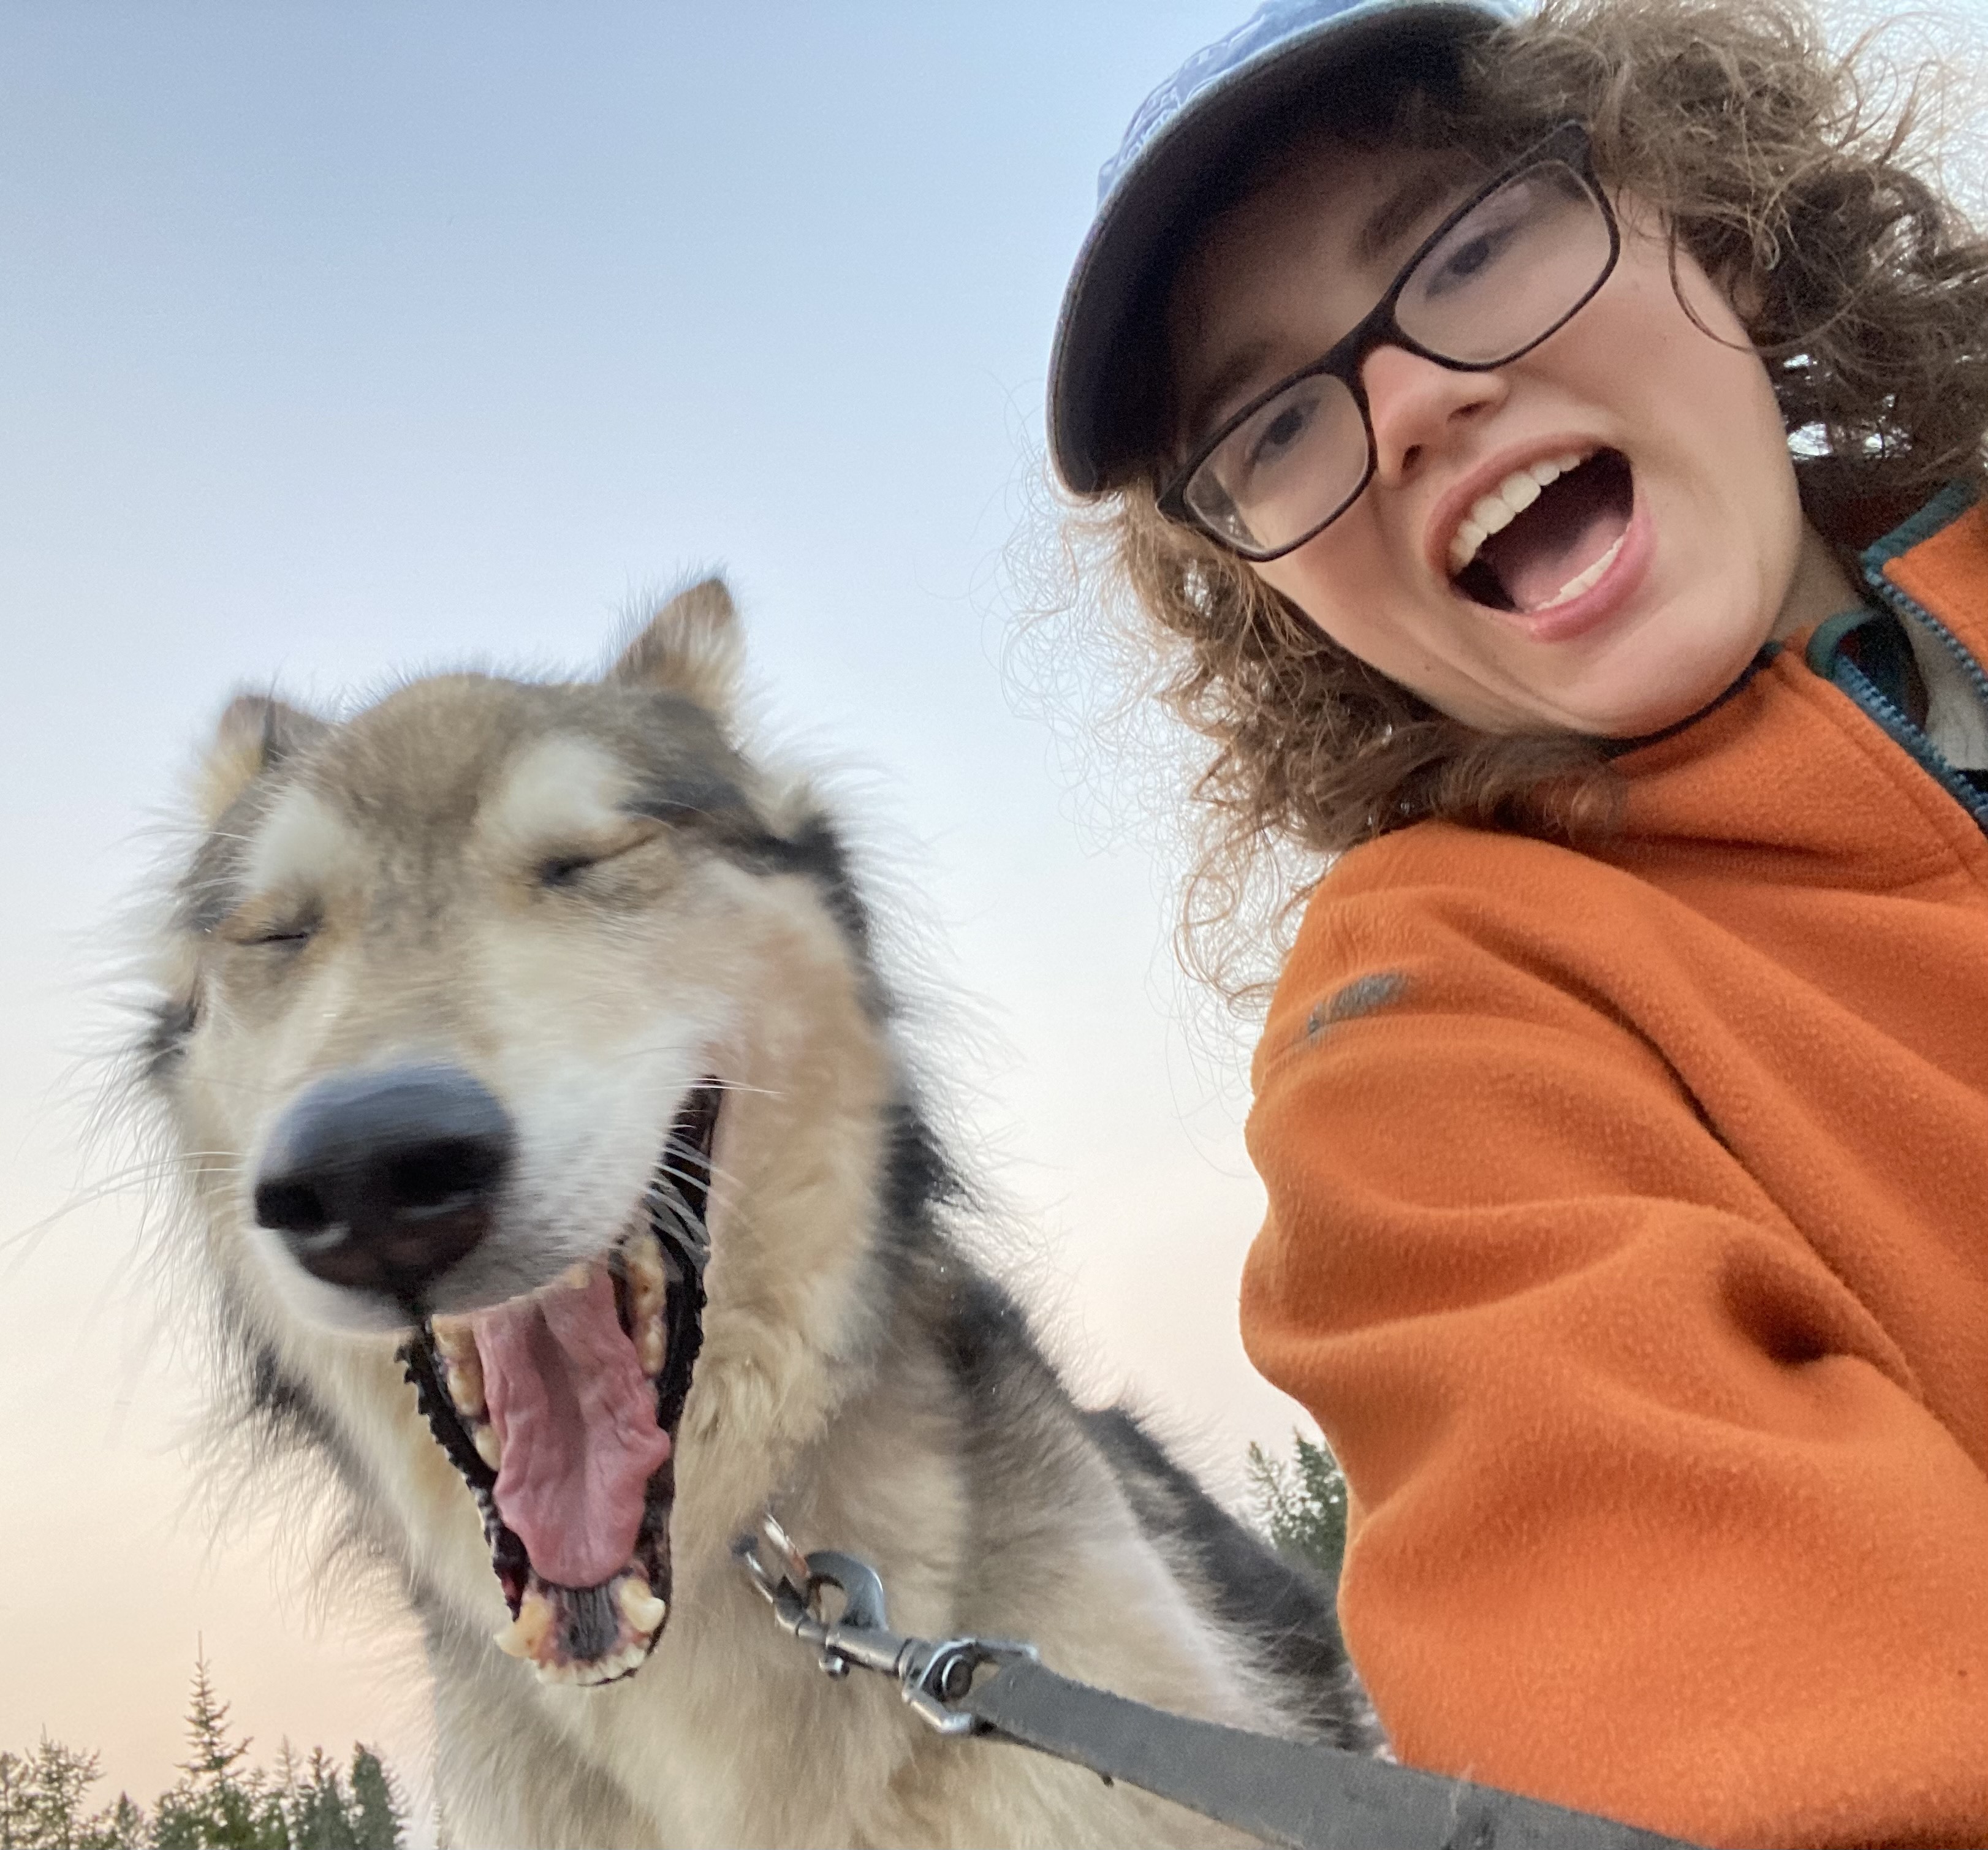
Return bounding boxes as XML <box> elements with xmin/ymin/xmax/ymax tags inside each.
<box><xmin>252</xmin><ymin>1063</ymin><xmax>513</xmax><ymax>1298</ymax></box>
<box><xmin>252</xmin><ymin>1061</ymin><xmax>721</xmax><ymax>1687</ymax></box>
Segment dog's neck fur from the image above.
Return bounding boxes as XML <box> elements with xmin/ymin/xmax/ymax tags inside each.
<box><xmin>221</xmin><ymin>927</ymin><xmax>1277</xmax><ymax>1846</ymax></box>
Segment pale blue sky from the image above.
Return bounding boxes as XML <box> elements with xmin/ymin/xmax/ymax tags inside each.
<box><xmin>2</xmin><ymin>0</ymin><xmax>1980</xmax><ymax>1825</ymax></box>
<box><xmin>0</xmin><ymin>1</ymin><xmax>1300</xmax><ymax>1816</ymax></box>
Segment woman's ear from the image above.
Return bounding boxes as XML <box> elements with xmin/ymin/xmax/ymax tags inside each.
<box><xmin>1721</xmin><ymin>253</ymin><xmax>1770</xmax><ymax>325</ymax></box>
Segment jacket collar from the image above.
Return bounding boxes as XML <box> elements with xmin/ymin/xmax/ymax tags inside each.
<box><xmin>1604</xmin><ymin>482</ymin><xmax>1988</xmax><ymax>763</ymax></box>
<box><xmin>1857</xmin><ymin>480</ymin><xmax>1988</xmax><ymax>659</ymax></box>
<box><xmin>1599</xmin><ymin>482</ymin><xmax>1988</xmax><ymax>874</ymax></box>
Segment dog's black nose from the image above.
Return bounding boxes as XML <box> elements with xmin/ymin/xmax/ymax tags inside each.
<box><xmin>253</xmin><ymin>1065</ymin><xmax>513</xmax><ymax>1297</ymax></box>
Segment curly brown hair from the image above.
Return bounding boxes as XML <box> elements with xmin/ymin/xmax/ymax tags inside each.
<box><xmin>1058</xmin><ymin>0</ymin><xmax>1988</xmax><ymax>1000</ymax></box>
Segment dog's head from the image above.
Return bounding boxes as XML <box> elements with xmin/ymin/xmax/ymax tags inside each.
<box><xmin>143</xmin><ymin>581</ymin><xmax>898</xmax><ymax>1688</ymax></box>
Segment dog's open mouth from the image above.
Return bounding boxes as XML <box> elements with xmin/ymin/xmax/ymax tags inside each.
<box><xmin>398</xmin><ymin>1083</ymin><xmax>720</xmax><ymax>1687</ymax></box>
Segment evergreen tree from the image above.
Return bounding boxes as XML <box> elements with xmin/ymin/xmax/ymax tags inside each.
<box><xmin>0</xmin><ymin>1655</ymin><xmax>409</xmax><ymax>1850</ymax></box>
<box><xmin>241</xmin><ymin>1772</ymin><xmax>286</xmax><ymax>1850</ymax></box>
<box><xmin>152</xmin><ymin>1650</ymin><xmax>264</xmax><ymax>1849</ymax></box>
<box><xmin>346</xmin><ymin>1750</ymin><xmax>402</xmax><ymax>1850</ymax></box>
<box><xmin>0</xmin><ymin>1752</ymin><xmax>32</xmax><ymax>1850</ymax></box>
<box><xmin>76</xmin><ymin>1793</ymin><xmax>146</xmax><ymax>1850</ymax></box>
<box><xmin>290</xmin><ymin>1749</ymin><xmax>355</xmax><ymax>1850</ymax></box>
<box><xmin>1248</xmin><ymin>1431</ymin><xmax>1351</xmax><ymax>1585</ymax></box>
<box><xmin>25</xmin><ymin>1737</ymin><xmax>101</xmax><ymax>1850</ymax></box>
<box><xmin>263</xmin><ymin>1741</ymin><xmax>304</xmax><ymax>1850</ymax></box>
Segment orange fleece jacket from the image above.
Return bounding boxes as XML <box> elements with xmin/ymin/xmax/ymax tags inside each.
<box><xmin>1241</xmin><ymin>487</ymin><xmax>1988</xmax><ymax>1849</ymax></box>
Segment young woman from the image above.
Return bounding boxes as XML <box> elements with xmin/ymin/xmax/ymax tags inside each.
<box><xmin>1046</xmin><ymin>0</ymin><xmax>1988</xmax><ymax>1843</ymax></box>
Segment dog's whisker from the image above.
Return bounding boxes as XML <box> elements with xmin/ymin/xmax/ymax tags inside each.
<box><xmin>650</xmin><ymin>1150</ymin><xmax>742</xmax><ymax>1199</ymax></box>
<box><xmin>3</xmin><ymin>1156</ymin><xmax>246</xmax><ymax>1254</ymax></box>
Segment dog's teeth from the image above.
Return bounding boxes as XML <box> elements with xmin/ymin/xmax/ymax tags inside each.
<box><xmin>444</xmin><ymin>1354</ymin><xmax>485</xmax><ymax>1420</ymax></box>
<box><xmin>495</xmin><ymin>1590</ymin><xmax>555</xmax><ymax>1661</ymax></box>
<box><xmin>636</xmin><ymin>1316</ymin><xmax>666</xmax><ymax>1376</ymax></box>
<box><xmin>432</xmin><ymin>1315</ymin><xmax>476</xmax><ymax>1363</ymax></box>
<box><xmin>618</xmin><ymin>1577</ymin><xmax>667</xmax><ymax>1635</ymax></box>
<box><xmin>626</xmin><ymin>1229</ymin><xmax>666</xmax><ymax>1324</ymax></box>
<box><xmin>563</xmin><ymin>1262</ymin><xmax>593</xmax><ymax>1291</ymax></box>
<box><xmin>537</xmin><ymin>1659</ymin><xmax>578</xmax><ymax>1685</ymax></box>
<box><xmin>626</xmin><ymin>1227</ymin><xmax>664</xmax><ymax>1289</ymax></box>
<box><xmin>473</xmin><ymin>1423</ymin><xmax>503</xmax><ymax>1469</ymax></box>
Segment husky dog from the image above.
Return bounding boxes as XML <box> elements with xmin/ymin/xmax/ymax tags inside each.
<box><xmin>137</xmin><ymin>582</ymin><xmax>1371</xmax><ymax>1848</ymax></box>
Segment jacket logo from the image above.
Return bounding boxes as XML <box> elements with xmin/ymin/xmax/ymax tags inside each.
<box><xmin>1303</xmin><ymin>971</ymin><xmax>1408</xmax><ymax>1046</ymax></box>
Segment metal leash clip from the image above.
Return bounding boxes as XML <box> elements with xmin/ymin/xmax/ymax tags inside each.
<box><xmin>736</xmin><ymin>1516</ymin><xmax>1703</xmax><ymax>1850</ymax></box>
<box><xmin>732</xmin><ymin>1515</ymin><xmax>1038</xmax><ymax>1735</ymax></box>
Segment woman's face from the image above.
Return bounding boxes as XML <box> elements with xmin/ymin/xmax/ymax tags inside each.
<box><xmin>1167</xmin><ymin>136</ymin><xmax>1850</xmax><ymax>738</ymax></box>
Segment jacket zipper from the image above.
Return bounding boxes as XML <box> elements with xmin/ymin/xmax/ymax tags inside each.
<box><xmin>1857</xmin><ymin>565</ymin><xmax>1988</xmax><ymax>831</ymax></box>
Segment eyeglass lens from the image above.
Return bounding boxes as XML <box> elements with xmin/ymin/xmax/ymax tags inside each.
<box><xmin>1181</xmin><ymin>157</ymin><xmax>1614</xmax><ymax>558</ymax></box>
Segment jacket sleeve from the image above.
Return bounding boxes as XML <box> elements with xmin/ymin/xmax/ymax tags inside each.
<box><xmin>1240</xmin><ymin>880</ymin><xmax>1988</xmax><ymax>1849</ymax></box>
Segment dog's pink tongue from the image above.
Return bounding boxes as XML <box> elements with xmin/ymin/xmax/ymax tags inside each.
<box><xmin>475</xmin><ymin>1271</ymin><xmax>670</xmax><ymax>1588</ymax></box>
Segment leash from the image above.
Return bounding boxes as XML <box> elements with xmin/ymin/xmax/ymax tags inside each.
<box><xmin>733</xmin><ymin>1516</ymin><xmax>1701</xmax><ymax>1850</ymax></box>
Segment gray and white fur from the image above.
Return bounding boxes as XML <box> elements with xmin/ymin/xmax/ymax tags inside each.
<box><xmin>135</xmin><ymin>580</ymin><xmax>1373</xmax><ymax>1848</ymax></box>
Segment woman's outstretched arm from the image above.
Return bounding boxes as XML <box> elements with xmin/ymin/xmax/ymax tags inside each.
<box><xmin>1243</xmin><ymin>833</ymin><xmax>1988</xmax><ymax>1849</ymax></box>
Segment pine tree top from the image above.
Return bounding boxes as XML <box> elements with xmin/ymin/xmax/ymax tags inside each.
<box><xmin>179</xmin><ymin>1647</ymin><xmax>253</xmax><ymax>1782</ymax></box>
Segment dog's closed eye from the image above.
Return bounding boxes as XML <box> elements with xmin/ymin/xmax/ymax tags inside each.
<box><xmin>222</xmin><ymin>904</ymin><xmax>321</xmax><ymax>949</ymax></box>
<box><xmin>533</xmin><ymin>822</ymin><xmax>666</xmax><ymax>892</ymax></box>
<box><xmin>537</xmin><ymin>854</ymin><xmax>598</xmax><ymax>889</ymax></box>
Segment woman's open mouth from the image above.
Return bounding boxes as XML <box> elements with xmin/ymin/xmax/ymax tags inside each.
<box><xmin>396</xmin><ymin>1083</ymin><xmax>720</xmax><ymax>1687</ymax></box>
<box><xmin>1446</xmin><ymin>448</ymin><xmax>1636</xmax><ymax>619</ymax></box>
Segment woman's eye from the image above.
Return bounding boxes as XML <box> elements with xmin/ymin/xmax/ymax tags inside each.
<box><xmin>1234</xmin><ymin>390</ymin><xmax>1323</xmax><ymax>484</ymax></box>
<box><xmin>1422</xmin><ymin>212</ymin><xmax>1527</xmax><ymax>297</ymax></box>
<box><xmin>1415</xmin><ymin>176</ymin><xmax>1564</xmax><ymax>300</ymax></box>
<box><xmin>1254</xmin><ymin>401</ymin><xmax>1313</xmax><ymax>462</ymax></box>
<box><xmin>1435</xmin><ymin>229</ymin><xmax>1506</xmax><ymax>286</ymax></box>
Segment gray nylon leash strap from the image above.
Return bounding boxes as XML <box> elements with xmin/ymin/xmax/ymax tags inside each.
<box><xmin>958</xmin><ymin>1658</ymin><xmax>1700</xmax><ymax>1850</ymax></box>
<box><xmin>733</xmin><ymin>1520</ymin><xmax>1704</xmax><ymax>1850</ymax></box>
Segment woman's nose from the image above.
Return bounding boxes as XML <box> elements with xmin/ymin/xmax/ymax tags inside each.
<box><xmin>1362</xmin><ymin>344</ymin><xmax>1507</xmax><ymax>483</ymax></box>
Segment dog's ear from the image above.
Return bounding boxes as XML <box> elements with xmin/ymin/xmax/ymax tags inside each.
<box><xmin>610</xmin><ymin>577</ymin><xmax>742</xmax><ymax>716</ymax></box>
<box><xmin>195</xmin><ymin>692</ymin><xmax>327</xmax><ymax>825</ymax></box>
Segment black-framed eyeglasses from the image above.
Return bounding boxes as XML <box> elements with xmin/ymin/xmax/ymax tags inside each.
<box><xmin>1158</xmin><ymin>123</ymin><xmax>1620</xmax><ymax>563</ymax></box>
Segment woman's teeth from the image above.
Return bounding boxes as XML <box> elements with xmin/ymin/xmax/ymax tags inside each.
<box><xmin>1446</xmin><ymin>451</ymin><xmax>1591</xmax><ymax>576</ymax></box>
<box><xmin>1535</xmin><ymin>530</ymin><xmax>1626</xmax><ymax>610</ymax></box>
